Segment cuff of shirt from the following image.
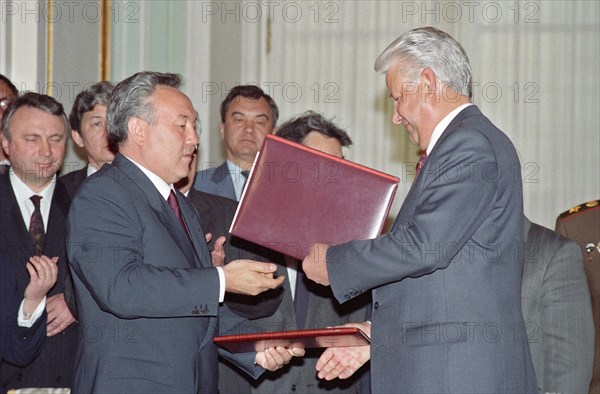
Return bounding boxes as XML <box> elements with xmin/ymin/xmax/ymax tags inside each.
<box><xmin>18</xmin><ymin>297</ymin><xmax>46</xmax><ymax>328</ymax></box>
<box><xmin>216</xmin><ymin>267</ymin><xmax>226</xmax><ymax>302</ymax></box>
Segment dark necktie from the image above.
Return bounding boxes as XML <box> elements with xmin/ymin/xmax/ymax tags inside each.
<box><xmin>167</xmin><ymin>190</ymin><xmax>192</xmax><ymax>242</ymax></box>
<box><xmin>294</xmin><ymin>261</ymin><xmax>310</xmax><ymax>329</ymax></box>
<box><xmin>0</xmin><ymin>164</ymin><xmax>9</xmax><ymax>175</ymax></box>
<box><xmin>415</xmin><ymin>150</ymin><xmax>428</xmax><ymax>179</ymax></box>
<box><xmin>241</xmin><ymin>169</ymin><xmax>250</xmax><ymax>189</ymax></box>
<box><xmin>29</xmin><ymin>195</ymin><xmax>45</xmax><ymax>255</ymax></box>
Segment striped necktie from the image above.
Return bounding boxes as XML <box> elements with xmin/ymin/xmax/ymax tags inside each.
<box><xmin>29</xmin><ymin>195</ymin><xmax>45</xmax><ymax>255</ymax></box>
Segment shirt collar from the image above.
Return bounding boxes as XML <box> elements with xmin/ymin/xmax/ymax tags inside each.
<box><xmin>9</xmin><ymin>170</ymin><xmax>56</xmax><ymax>203</ymax></box>
<box><xmin>86</xmin><ymin>164</ymin><xmax>98</xmax><ymax>177</ymax></box>
<box><xmin>426</xmin><ymin>103</ymin><xmax>473</xmax><ymax>155</ymax></box>
<box><xmin>226</xmin><ymin>159</ymin><xmax>244</xmax><ymax>175</ymax></box>
<box><xmin>123</xmin><ymin>155</ymin><xmax>173</xmax><ymax>200</ymax></box>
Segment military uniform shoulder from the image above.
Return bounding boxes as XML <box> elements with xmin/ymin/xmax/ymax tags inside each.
<box><xmin>558</xmin><ymin>199</ymin><xmax>600</xmax><ymax>221</ymax></box>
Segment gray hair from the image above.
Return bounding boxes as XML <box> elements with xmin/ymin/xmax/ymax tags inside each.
<box><xmin>374</xmin><ymin>27</ymin><xmax>472</xmax><ymax>98</ymax></box>
<box><xmin>107</xmin><ymin>71</ymin><xmax>181</xmax><ymax>145</ymax></box>
<box><xmin>2</xmin><ymin>92</ymin><xmax>69</xmax><ymax>140</ymax></box>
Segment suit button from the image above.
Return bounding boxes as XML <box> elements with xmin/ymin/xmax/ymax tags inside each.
<box><xmin>374</xmin><ymin>302</ymin><xmax>379</xmax><ymax>309</ymax></box>
<box><xmin>291</xmin><ymin>384</ymin><xmax>297</xmax><ymax>391</ymax></box>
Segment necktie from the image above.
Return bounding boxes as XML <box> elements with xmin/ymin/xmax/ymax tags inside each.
<box><xmin>241</xmin><ymin>169</ymin><xmax>250</xmax><ymax>188</ymax></box>
<box><xmin>29</xmin><ymin>195</ymin><xmax>45</xmax><ymax>255</ymax></box>
<box><xmin>294</xmin><ymin>260</ymin><xmax>310</xmax><ymax>330</ymax></box>
<box><xmin>415</xmin><ymin>150</ymin><xmax>428</xmax><ymax>179</ymax></box>
<box><xmin>167</xmin><ymin>190</ymin><xmax>191</xmax><ymax>242</ymax></box>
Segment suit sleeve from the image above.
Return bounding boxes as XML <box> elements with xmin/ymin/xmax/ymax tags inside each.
<box><xmin>67</xmin><ymin>177</ymin><xmax>221</xmax><ymax>319</ymax></box>
<box><xmin>215</xmin><ymin>301</ymin><xmax>266</xmax><ymax>379</ymax></box>
<box><xmin>539</xmin><ymin>238</ymin><xmax>594</xmax><ymax>392</ymax></box>
<box><xmin>327</xmin><ymin>128</ymin><xmax>502</xmax><ymax>302</ymax></box>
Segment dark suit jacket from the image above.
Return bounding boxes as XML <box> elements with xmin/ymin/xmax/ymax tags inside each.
<box><xmin>193</xmin><ymin>162</ymin><xmax>237</xmax><ymax>200</ymax></box>
<box><xmin>0</xmin><ymin>173</ymin><xmax>77</xmax><ymax>389</ymax></box>
<box><xmin>555</xmin><ymin>199</ymin><xmax>600</xmax><ymax>393</ymax></box>
<box><xmin>187</xmin><ymin>188</ymin><xmax>283</xmax><ymax>319</ymax></box>
<box><xmin>326</xmin><ymin>106</ymin><xmax>537</xmax><ymax>393</ymax></box>
<box><xmin>0</xmin><ymin>250</ymin><xmax>47</xmax><ymax>373</ymax></box>
<box><xmin>67</xmin><ymin>154</ymin><xmax>263</xmax><ymax>393</ymax></box>
<box><xmin>60</xmin><ymin>167</ymin><xmax>87</xmax><ymax>199</ymax></box>
<box><xmin>189</xmin><ymin>187</ymin><xmax>370</xmax><ymax>393</ymax></box>
<box><xmin>522</xmin><ymin>218</ymin><xmax>594</xmax><ymax>393</ymax></box>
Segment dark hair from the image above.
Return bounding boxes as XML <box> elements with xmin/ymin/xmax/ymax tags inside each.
<box><xmin>69</xmin><ymin>81</ymin><xmax>114</xmax><ymax>132</ymax></box>
<box><xmin>1</xmin><ymin>92</ymin><xmax>69</xmax><ymax>140</ymax></box>
<box><xmin>0</xmin><ymin>74</ymin><xmax>18</xmax><ymax>96</ymax></box>
<box><xmin>276</xmin><ymin>111</ymin><xmax>352</xmax><ymax>147</ymax></box>
<box><xmin>220</xmin><ymin>85</ymin><xmax>279</xmax><ymax>127</ymax></box>
<box><xmin>107</xmin><ymin>71</ymin><xmax>181</xmax><ymax>145</ymax></box>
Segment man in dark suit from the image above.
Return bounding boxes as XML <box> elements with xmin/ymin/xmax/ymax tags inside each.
<box><xmin>1</xmin><ymin>253</ymin><xmax>58</xmax><ymax>369</ymax></box>
<box><xmin>243</xmin><ymin>111</ymin><xmax>369</xmax><ymax>394</ymax></box>
<box><xmin>0</xmin><ymin>92</ymin><xmax>77</xmax><ymax>390</ymax></box>
<box><xmin>0</xmin><ymin>74</ymin><xmax>18</xmax><ymax>173</ymax></box>
<box><xmin>303</xmin><ymin>27</ymin><xmax>537</xmax><ymax>393</ymax></box>
<box><xmin>522</xmin><ymin>217</ymin><xmax>594</xmax><ymax>392</ymax></box>
<box><xmin>188</xmin><ymin>111</ymin><xmax>370</xmax><ymax>393</ymax></box>
<box><xmin>193</xmin><ymin>85</ymin><xmax>279</xmax><ymax>201</ymax></box>
<box><xmin>556</xmin><ymin>199</ymin><xmax>600</xmax><ymax>393</ymax></box>
<box><xmin>67</xmin><ymin>71</ymin><xmax>303</xmax><ymax>393</ymax></box>
<box><xmin>61</xmin><ymin>81</ymin><xmax>115</xmax><ymax>197</ymax></box>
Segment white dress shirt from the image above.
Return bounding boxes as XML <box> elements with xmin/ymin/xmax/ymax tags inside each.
<box><xmin>8</xmin><ymin>172</ymin><xmax>51</xmax><ymax>326</ymax></box>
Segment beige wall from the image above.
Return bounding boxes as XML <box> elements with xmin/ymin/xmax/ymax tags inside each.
<box><xmin>1</xmin><ymin>0</ymin><xmax>598</xmax><ymax>229</ymax></box>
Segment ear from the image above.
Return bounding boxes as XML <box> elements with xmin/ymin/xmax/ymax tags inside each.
<box><xmin>421</xmin><ymin>68</ymin><xmax>437</xmax><ymax>93</ymax></box>
<box><xmin>71</xmin><ymin>129</ymin><xmax>85</xmax><ymax>148</ymax></box>
<box><xmin>219</xmin><ymin>122</ymin><xmax>225</xmax><ymax>140</ymax></box>
<box><xmin>271</xmin><ymin>126</ymin><xmax>278</xmax><ymax>135</ymax></box>
<box><xmin>1</xmin><ymin>134</ymin><xmax>9</xmax><ymax>156</ymax></box>
<box><xmin>128</xmin><ymin>117</ymin><xmax>146</xmax><ymax>146</ymax></box>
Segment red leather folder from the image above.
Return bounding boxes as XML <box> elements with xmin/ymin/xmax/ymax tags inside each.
<box><xmin>214</xmin><ymin>327</ymin><xmax>370</xmax><ymax>353</ymax></box>
<box><xmin>230</xmin><ymin>134</ymin><xmax>399</xmax><ymax>259</ymax></box>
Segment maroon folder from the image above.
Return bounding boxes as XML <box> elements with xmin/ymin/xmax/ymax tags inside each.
<box><xmin>230</xmin><ymin>134</ymin><xmax>399</xmax><ymax>259</ymax></box>
<box><xmin>214</xmin><ymin>327</ymin><xmax>370</xmax><ymax>353</ymax></box>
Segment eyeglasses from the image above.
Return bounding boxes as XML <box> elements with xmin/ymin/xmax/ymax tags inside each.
<box><xmin>0</xmin><ymin>99</ymin><xmax>12</xmax><ymax>113</ymax></box>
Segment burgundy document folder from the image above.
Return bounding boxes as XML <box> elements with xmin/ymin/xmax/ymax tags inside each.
<box><xmin>214</xmin><ymin>327</ymin><xmax>370</xmax><ymax>353</ymax></box>
<box><xmin>230</xmin><ymin>134</ymin><xmax>399</xmax><ymax>259</ymax></box>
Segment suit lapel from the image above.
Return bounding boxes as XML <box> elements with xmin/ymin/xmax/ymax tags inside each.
<box><xmin>391</xmin><ymin>105</ymin><xmax>483</xmax><ymax>232</ymax></box>
<box><xmin>211</xmin><ymin>162</ymin><xmax>236</xmax><ymax>200</ymax></box>
<box><xmin>45</xmin><ymin>178</ymin><xmax>70</xmax><ymax>255</ymax></box>
<box><xmin>177</xmin><ymin>190</ymin><xmax>212</xmax><ymax>268</ymax></box>
<box><xmin>112</xmin><ymin>154</ymin><xmax>199</xmax><ymax>267</ymax></box>
<box><xmin>0</xmin><ymin>175</ymin><xmax>37</xmax><ymax>287</ymax></box>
